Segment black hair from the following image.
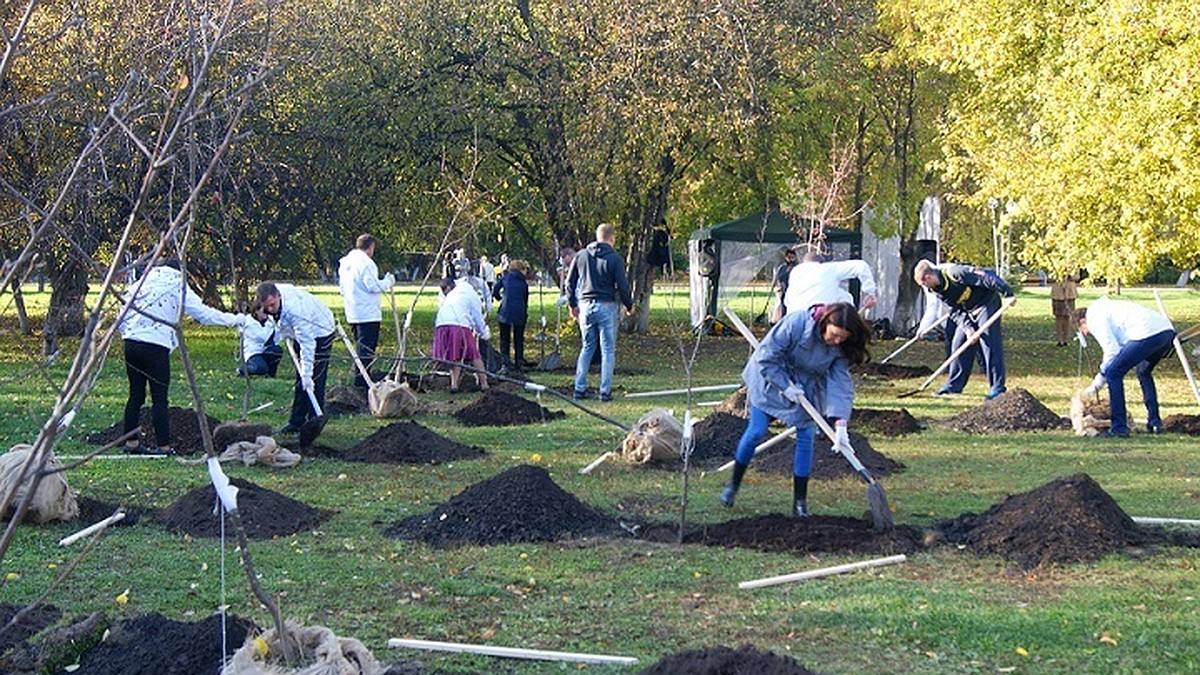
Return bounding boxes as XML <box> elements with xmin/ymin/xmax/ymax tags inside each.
<box><xmin>819</xmin><ymin>302</ymin><xmax>872</xmax><ymax>365</ymax></box>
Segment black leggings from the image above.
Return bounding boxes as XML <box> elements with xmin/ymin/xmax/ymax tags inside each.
<box><xmin>499</xmin><ymin>322</ymin><xmax>526</xmax><ymax>368</ymax></box>
<box><xmin>124</xmin><ymin>339</ymin><xmax>171</xmax><ymax>447</ymax></box>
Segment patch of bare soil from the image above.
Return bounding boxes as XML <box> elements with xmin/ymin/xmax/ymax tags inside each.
<box><xmin>400</xmin><ymin>371</ymin><xmax>489</xmax><ymax>394</ymax></box>
<box><xmin>1163</xmin><ymin>414</ymin><xmax>1200</xmax><ymax>434</ymax></box>
<box><xmin>69</xmin><ymin>612</ymin><xmax>254</xmax><ymax>675</ymax></box>
<box><xmin>853</xmin><ymin>407</ymin><xmax>922</xmax><ymax>436</ymax></box>
<box><xmin>861</xmin><ymin>362</ymin><xmax>933</xmax><ymax>379</ymax></box>
<box><xmin>939</xmin><ymin>388</ymin><xmax>1066</xmax><ymax>433</ymax></box>
<box><xmin>662</xmin><ymin>513</ymin><xmax>924</xmax><ymax>556</ymax></box>
<box><xmin>755</xmin><ymin>430</ymin><xmax>905</xmax><ymax>480</ymax></box>
<box><xmin>318</xmin><ymin>421</ymin><xmax>486</xmax><ymax>464</ymax></box>
<box><xmin>639</xmin><ymin>643</ymin><xmax>818</xmax><ymax>675</ymax></box>
<box><xmin>689</xmin><ymin>412</ymin><xmax>749</xmax><ymax>467</ymax></box>
<box><xmin>0</xmin><ymin>603</ymin><xmax>60</xmax><ymax>655</ymax></box>
<box><xmin>453</xmin><ymin>389</ymin><xmax>566</xmax><ymax>427</ymax></box>
<box><xmin>75</xmin><ymin>496</ymin><xmax>148</xmax><ymax>526</ymax></box>
<box><xmin>87</xmin><ymin>406</ymin><xmax>221</xmax><ymax>455</ymax></box>
<box><xmin>935</xmin><ymin>473</ymin><xmax>1200</xmax><ymax>569</ymax></box>
<box><xmin>383</xmin><ymin>464</ymin><xmax>619</xmax><ymax>548</ymax></box>
<box><xmin>156</xmin><ymin>477</ymin><xmax>333</xmax><ymax>539</ymax></box>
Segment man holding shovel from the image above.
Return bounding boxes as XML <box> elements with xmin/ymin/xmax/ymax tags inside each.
<box><xmin>914</xmin><ymin>260</ymin><xmax>1015</xmax><ymax>399</ymax></box>
<box><xmin>257</xmin><ymin>282</ymin><xmax>335</xmax><ymax>435</ymax></box>
<box><xmin>337</xmin><ymin>234</ymin><xmax>394</xmax><ymax>392</ymax></box>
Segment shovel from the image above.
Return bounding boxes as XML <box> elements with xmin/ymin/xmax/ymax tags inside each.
<box><xmin>283</xmin><ymin>338</ymin><xmax>326</xmax><ymax>446</ymax></box>
<box><xmin>898</xmin><ymin>296</ymin><xmax>1017</xmax><ymax>398</ymax></box>
<box><xmin>538</xmin><ymin>275</ymin><xmax>562</xmax><ymax>371</ymax></box>
<box><xmin>880</xmin><ymin>314</ymin><xmax>948</xmax><ymax>364</ymax></box>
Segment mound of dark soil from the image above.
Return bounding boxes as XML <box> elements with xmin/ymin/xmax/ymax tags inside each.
<box><xmin>334</xmin><ymin>421</ymin><xmax>486</xmax><ymax>464</ymax></box>
<box><xmin>936</xmin><ymin>473</ymin><xmax>1159</xmax><ymax>569</ymax></box>
<box><xmin>75</xmin><ymin>496</ymin><xmax>148</xmax><ymax>527</ymax></box>
<box><xmin>862</xmin><ymin>362</ymin><xmax>933</xmax><ymax>379</ymax></box>
<box><xmin>639</xmin><ymin>643</ymin><xmax>818</xmax><ymax>675</ymax></box>
<box><xmin>71</xmin><ymin>612</ymin><xmax>254</xmax><ymax>675</ymax></box>
<box><xmin>157</xmin><ymin>477</ymin><xmax>333</xmax><ymax>539</ymax></box>
<box><xmin>211</xmin><ymin>422</ymin><xmax>273</xmax><ymax>451</ymax></box>
<box><xmin>711</xmin><ymin>387</ymin><xmax>748</xmax><ymax>418</ymax></box>
<box><xmin>384</xmin><ymin>464</ymin><xmax>618</xmax><ymax>547</ymax></box>
<box><xmin>940</xmin><ymin>388</ymin><xmax>1066</xmax><ymax>433</ymax></box>
<box><xmin>673</xmin><ymin>513</ymin><xmax>924</xmax><ymax>556</ymax></box>
<box><xmin>324</xmin><ymin>385</ymin><xmax>368</xmax><ymax>416</ymax></box>
<box><xmin>1163</xmin><ymin>414</ymin><xmax>1200</xmax><ymax>434</ymax></box>
<box><xmin>755</xmin><ymin>431</ymin><xmax>905</xmax><ymax>480</ymax></box>
<box><xmin>853</xmin><ymin>407</ymin><xmax>922</xmax><ymax>436</ymax></box>
<box><xmin>453</xmin><ymin>389</ymin><xmax>566</xmax><ymax>427</ymax></box>
<box><xmin>0</xmin><ymin>603</ymin><xmax>60</xmax><ymax>654</ymax></box>
<box><xmin>87</xmin><ymin>407</ymin><xmax>221</xmax><ymax>455</ymax></box>
<box><xmin>690</xmin><ymin>412</ymin><xmax>749</xmax><ymax>467</ymax></box>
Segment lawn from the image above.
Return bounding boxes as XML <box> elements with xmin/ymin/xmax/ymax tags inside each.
<box><xmin>2</xmin><ymin>281</ymin><xmax>1200</xmax><ymax>673</ymax></box>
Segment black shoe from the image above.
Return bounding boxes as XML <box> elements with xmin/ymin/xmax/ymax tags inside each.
<box><xmin>1147</xmin><ymin>422</ymin><xmax>1163</xmax><ymax>434</ymax></box>
<box><xmin>599</xmin><ymin>392</ymin><xmax>613</xmax><ymax>402</ymax></box>
<box><xmin>278</xmin><ymin>423</ymin><xmax>301</xmax><ymax>435</ymax></box>
<box><xmin>1105</xmin><ymin>428</ymin><xmax>1130</xmax><ymax>439</ymax></box>
<box><xmin>793</xmin><ymin>499</ymin><xmax>810</xmax><ymax>519</ymax></box>
<box><xmin>573</xmin><ymin>389</ymin><xmax>591</xmax><ymax>401</ymax></box>
<box><xmin>720</xmin><ymin>483</ymin><xmax>736</xmax><ymax>507</ymax></box>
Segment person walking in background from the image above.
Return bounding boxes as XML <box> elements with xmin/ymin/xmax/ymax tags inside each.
<box><xmin>914</xmin><ymin>260</ymin><xmax>1015</xmax><ymax>399</ymax></box>
<box><xmin>432</xmin><ymin>277</ymin><xmax>491</xmax><ymax>393</ymax></box>
<box><xmin>337</xmin><ymin>234</ymin><xmax>395</xmax><ymax>390</ymax></box>
<box><xmin>492</xmin><ymin>259</ymin><xmax>530</xmax><ymax>375</ymax></box>
<box><xmin>257</xmin><ymin>281</ymin><xmax>336</xmax><ymax>434</ymax></box>
<box><xmin>1050</xmin><ymin>274</ymin><xmax>1078</xmax><ymax>346</ymax></box>
<box><xmin>567</xmin><ymin>223</ymin><xmax>634</xmax><ymax>402</ymax></box>
<box><xmin>720</xmin><ymin>303</ymin><xmax>872</xmax><ymax>518</ymax></box>
<box><xmin>479</xmin><ymin>254</ymin><xmax>497</xmax><ymax>289</ymax></box>
<box><xmin>771</xmin><ymin>247</ymin><xmax>798</xmax><ymax>323</ymax></box>
<box><xmin>118</xmin><ymin>259</ymin><xmax>248</xmax><ymax>454</ymax></box>
<box><xmin>785</xmin><ymin>251</ymin><xmax>877</xmax><ymax>315</ymax></box>
<box><xmin>1076</xmin><ymin>298</ymin><xmax>1176</xmax><ymax>437</ymax></box>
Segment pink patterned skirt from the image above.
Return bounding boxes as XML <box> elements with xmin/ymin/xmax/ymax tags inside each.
<box><xmin>432</xmin><ymin>324</ymin><xmax>480</xmax><ymax>363</ymax></box>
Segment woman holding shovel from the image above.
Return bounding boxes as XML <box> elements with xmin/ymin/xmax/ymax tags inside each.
<box><xmin>720</xmin><ymin>302</ymin><xmax>871</xmax><ymax>518</ymax></box>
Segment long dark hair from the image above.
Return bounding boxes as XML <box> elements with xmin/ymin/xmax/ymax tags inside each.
<box><xmin>819</xmin><ymin>302</ymin><xmax>872</xmax><ymax>366</ymax></box>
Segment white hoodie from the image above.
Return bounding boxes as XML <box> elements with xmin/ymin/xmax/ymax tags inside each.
<box><xmin>338</xmin><ymin>248</ymin><xmax>394</xmax><ymax>323</ymax></box>
<box><xmin>272</xmin><ymin>283</ymin><xmax>335</xmax><ymax>380</ymax></box>
<box><xmin>785</xmin><ymin>259</ymin><xmax>877</xmax><ymax>314</ymax></box>
<box><xmin>118</xmin><ymin>265</ymin><xmax>242</xmax><ymax>350</ymax></box>
<box><xmin>1086</xmin><ymin>296</ymin><xmax>1174</xmax><ymax>373</ymax></box>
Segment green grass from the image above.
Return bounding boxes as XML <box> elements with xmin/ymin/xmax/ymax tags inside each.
<box><xmin>3</xmin><ymin>282</ymin><xmax>1200</xmax><ymax>673</ymax></box>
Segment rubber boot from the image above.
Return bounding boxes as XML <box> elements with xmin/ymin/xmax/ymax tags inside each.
<box><xmin>721</xmin><ymin>462</ymin><xmax>747</xmax><ymax>507</ymax></box>
<box><xmin>793</xmin><ymin>475</ymin><xmax>810</xmax><ymax>519</ymax></box>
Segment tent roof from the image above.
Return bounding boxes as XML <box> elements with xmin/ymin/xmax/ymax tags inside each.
<box><xmin>690</xmin><ymin>208</ymin><xmax>859</xmax><ymax>244</ymax></box>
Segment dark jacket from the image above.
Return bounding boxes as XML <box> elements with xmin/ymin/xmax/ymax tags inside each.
<box><xmin>930</xmin><ymin>263</ymin><xmax>1014</xmax><ymax>317</ymax></box>
<box><xmin>493</xmin><ymin>269</ymin><xmax>529</xmax><ymax>326</ymax></box>
<box><xmin>567</xmin><ymin>241</ymin><xmax>633</xmax><ymax>311</ymax></box>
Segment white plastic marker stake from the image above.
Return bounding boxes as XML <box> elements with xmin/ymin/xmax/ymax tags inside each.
<box><xmin>716</xmin><ymin>426</ymin><xmax>796</xmax><ymax>472</ymax></box>
<box><xmin>387</xmin><ymin>638</ymin><xmax>637</xmax><ymax>666</ymax></box>
<box><xmin>625</xmin><ymin>383</ymin><xmax>741</xmax><ymax>399</ymax></box>
<box><xmin>1152</xmin><ymin>290</ymin><xmax>1200</xmax><ymax>406</ymax></box>
<box><xmin>1132</xmin><ymin>516</ymin><xmax>1200</xmax><ymax>527</ymax></box>
<box><xmin>59</xmin><ymin>510</ymin><xmax>126</xmax><ymax>546</ymax></box>
<box><xmin>739</xmin><ymin>554</ymin><xmax>907</xmax><ymax>589</ymax></box>
<box><xmin>207</xmin><ymin>456</ymin><xmax>240</xmax><ymax>514</ymax></box>
<box><xmin>579</xmin><ymin>451</ymin><xmax>614</xmax><ymax>475</ymax></box>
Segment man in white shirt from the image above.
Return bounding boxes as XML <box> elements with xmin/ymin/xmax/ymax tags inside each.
<box><xmin>784</xmin><ymin>252</ymin><xmax>878</xmax><ymax>315</ymax></box>
<box><xmin>337</xmin><ymin>234</ymin><xmax>394</xmax><ymax>390</ymax></box>
<box><xmin>1077</xmin><ymin>297</ymin><xmax>1176</xmax><ymax>437</ymax></box>
<box><xmin>257</xmin><ymin>282</ymin><xmax>336</xmax><ymax>434</ymax></box>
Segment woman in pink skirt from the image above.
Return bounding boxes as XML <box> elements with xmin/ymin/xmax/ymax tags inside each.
<box><xmin>432</xmin><ymin>277</ymin><xmax>491</xmax><ymax>393</ymax></box>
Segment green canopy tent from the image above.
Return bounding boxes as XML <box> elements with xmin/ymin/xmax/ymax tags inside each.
<box><xmin>688</xmin><ymin>208</ymin><xmax>862</xmax><ymax>330</ymax></box>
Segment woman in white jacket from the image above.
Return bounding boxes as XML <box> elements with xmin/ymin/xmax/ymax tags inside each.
<box><xmin>432</xmin><ymin>277</ymin><xmax>490</xmax><ymax>393</ymax></box>
<box><xmin>118</xmin><ymin>260</ymin><xmax>246</xmax><ymax>454</ymax></box>
<box><xmin>337</xmin><ymin>234</ymin><xmax>394</xmax><ymax>390</ymax></box>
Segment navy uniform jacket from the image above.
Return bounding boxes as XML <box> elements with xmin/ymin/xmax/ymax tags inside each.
<box><xmin>929</xmin><ymin>264</ymin><xmax>1013</xmax><ymax>320</ymax></box>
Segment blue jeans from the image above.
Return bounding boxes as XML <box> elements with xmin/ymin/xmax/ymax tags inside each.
<box><xmin>574</xmin><ymin>300</ymin><xmax>619</xmax><ymax>396</ymax></box>
<box><xmin>1104</xmin><ymin>329</ymin><xmax>1175</xmax><ymax>434</ymax></box>
<box><xmin>734</xmin><ymin>406</ymin><xmax>815</xmax><ymax>478</ymax></box>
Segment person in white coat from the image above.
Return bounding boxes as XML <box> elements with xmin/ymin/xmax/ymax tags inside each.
<box><xmin>432</xmin><ymin>277</ymin><xmax>491</xmax><ymax>393</ymax></box>
<box><xmin>118</xmin><ymin>259</ymin><xmax>248</xmax><ymax>454</ymax></box>
<box><xmin>338</xmin><ymin>234</ymin><xmax>394</xmax><ymax>390</ymax></box>
<box><xmin>784</xmin><ymin>252</ymin><xmax>878</xmax><ymax>316</ymax></box>
<box><xmin>1076</xmin><ymin>297</ymin><xmax>1176</xmax><ymax>437</ymax></box>
<box><xmin>256</xmin><ymin>281</ymin><xmax>336</xmax><ymax>434</ymax></box>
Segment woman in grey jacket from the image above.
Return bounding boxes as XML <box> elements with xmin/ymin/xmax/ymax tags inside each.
<box><xmin>720</xmin><ymin>302</ymin><xmax>871</xmax><ymax>518</ymax></box>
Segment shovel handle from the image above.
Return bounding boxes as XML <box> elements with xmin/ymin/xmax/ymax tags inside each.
<box><xmin>283</xmin><ymin>338</ymin><xmax>323</xmax><ymax>417</ymax></box>
<box><xmin>792</xmin><ymin>390</ymin><xmax>872</xmax><ymax>480</ymax></box>
<box><xmin>881</xmin><ymin>313</ymin><xmax>948</xmax><ymax>364</ymax></box>
<box><xmin>335</xmin><ymin>322</ymin><xmax>375</xmax><ymax>386</ymax></box>
<box><xmin>910</xmin><ymin>296</ymin><xmax>1017</xmax><ymax>395</ymax></box>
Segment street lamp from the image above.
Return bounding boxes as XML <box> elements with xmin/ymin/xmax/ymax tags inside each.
<box><xmin>988</xmin><ymin>198</ymin><xmax>1001</xmax><ymax>274</ymax></box>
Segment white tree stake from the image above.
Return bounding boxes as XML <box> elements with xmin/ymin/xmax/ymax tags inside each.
<box><xmin>716</xmin><ymin>426</ymin><xmax>796</xmax><ymax>472</ymax></box>
<box><xmin>579</xmin><ymin>451</ymin><xmax>614</xmax><ymax>475</ymax></box>
<box><xmin>1152</xmin><ymin>290</ymin><xmax>1200</xmax><ymax>406</ymax></box>
<box><xmin>739</xmin><ymin>554</ymin><xmax>907</xmax><ymax>589</ymax></box>
<box><xmin>59</xmin><ymin>510</ymin><xmax>126</xmax><ymax>546</ymax></box>
<box><xmin>1133</xmin><ymin>516</ymin><xmax>1200</xmax><ymax>527</ymax></box>
<box><xmin>387</xmin><ymin>638</ymin><xmax>637</xmax><ymax>665</ymax></box>
<box><xmin>624</xmin><ymin>383</ymin><xmax>741</xmax><ymax>398</ymax></box>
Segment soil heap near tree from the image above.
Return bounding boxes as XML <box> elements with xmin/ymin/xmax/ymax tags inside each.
<box><xmin>313</xmin><ymin>421</ymin><xmax>486</xmax><ymax>464</ymax></box>
<box><xmin>676</xmin><ymin>513</ymin><xmax>924</xmax><ymax>556</ymax></box>
<box><xmin>88</xmin><ymin>406</ymin><xmax>221</xmax><ymax>455</ymax></box>
<box><xmin>639</xmin><ymin>643</ymin><xmax>818</xmax><ymax>675</ymax></box>
<box><xmin>384</xmin><ymin>464</ymin><xmax>619</xmax><ymax>547</ymax></box>
<box><xmin>939</xmin><ymin>388</ymin><xmax>1065</xmax><ymax>433</ymax></box>
<box><xmin>68</xmin><ymin>612</ymin><xmax>253</xmax><ymax>675</ymax></box>
<box><xmin>453</xmin><ymin>389</ymin><xmax>566</xmax><ymax>427</ymax></box>
<box><xmin>157</xmin><ymin>477</ymin><xmax>332</xmax><ymax>539</ymax></box>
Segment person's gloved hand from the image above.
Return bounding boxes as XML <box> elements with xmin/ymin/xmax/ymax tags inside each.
<box><xmin>480</xmin><ymin>325</ymin><xmax>491</xmax><ymax>342</ymax></box>
<box><xmin>782</xmin><ymin>383</ymin><xmax>805</xmax><ymax>405</ymax></box>
<box><xmin>383</xmin><ymin>272</ymin><xmax>395</xmax><ymax>287</ymax></box>
<box><xmin>557</xmin><ymin>294</ymin><xmax>569</xmax><ymax>307</ymax></box>
<box><xmin>1083</xmin><ymin>372</ymin><xmax>1105</xmax><ymax>399</ymax></box>
<box><xmin>834</xmin><ymin>420</ymin><xmax>850</xmax><ymax>452</ymax></box>
<box><xmin>300</xmin><ymin>374</ymin><xmax>315</xmax><ymax>392</ymax></box>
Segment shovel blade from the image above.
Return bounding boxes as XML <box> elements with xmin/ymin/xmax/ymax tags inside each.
<box><xmin>538</xmin><ymin>351</ymin><xmax>560</xmax><ymax>372</ymax></box>
<box><xmin>298</xmin><ymin>415</ymin><xmax>326</xmax><ymax>447</ymax></box>
<box><xmin>867</xmin><ymin>481</ymin><xmax>893</xmax><ymax>532</ymax></box>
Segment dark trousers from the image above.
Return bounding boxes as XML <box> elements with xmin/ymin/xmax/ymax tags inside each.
<box><xmin>350</xmin><ymin>321</ymin><xmax>380</xmax><ymax>389</ymax></box>
<box><xmin>289</xmin><ymin>333</ymin><xmax>335</xmax><ymax>427</ymax></box>
<box><xmin>1105</xmin><ymin>329</ymin><xmax>1175</xmax><ymax>434</ymax></box>
<box><xmin>499</xmin><ymin>322</ymin><xmax>526</xmax><ymax>369</ymax></box>
<box><xmin>241</xmin><ymin>340</ymin><xmax>282</xmax><ymax>377</ymax></box>
<box><xmin>945</xmin><ymin>295</ymin><xmax>1006</xmax><ymax>392</ymax></box>
<box><xmin>124</xmin><ymin>339</ymin><xmax>171</xmax><ymax>447</ymax></box>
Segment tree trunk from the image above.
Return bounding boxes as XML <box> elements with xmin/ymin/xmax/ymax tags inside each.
<box><xmin>9</xmin><ymin>275</ymin><xmax>31</xmax><ymax>334</ymax></box>
<box><xmin>44</xmin><ymin>255</ymin><xmax>89</xmax><ymax>355</ymax></box>
<box><xmin>620</xmin><ymin>152</ymin><xmax>676</xmax><ymax>335</ymax></box>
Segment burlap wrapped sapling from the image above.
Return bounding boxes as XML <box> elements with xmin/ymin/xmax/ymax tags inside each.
<box><xmin>0</xmin><ymin>444</ymin><xmax>79</xmax><ymax>524</ymax></box>
<box><xmin>223</xmin><ymin>622</ymin><xmax>383</xmax><ymax>675</ymax></box>
<box><xmin>621</xmin><ymin>409</ymin><xmax>683</xmax><ymax>464</ymax></box>
<box><xmin>369</xmin><ymin>380</ymin><xmax>418</xmax><ymax>418</ymax></box>
<box><xmin>219</xmin><ymin>436</ymin><xmax>302</xmax><ymax>468</ymax></box>
<box><xmin>1070</xmin><ymin>387</ymin><xmax>1110</xmax><ymax>437</ymax></box>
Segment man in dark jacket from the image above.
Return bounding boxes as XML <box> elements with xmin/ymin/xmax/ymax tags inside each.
<box><xmin>492</xmin><ymin>259</ymin><xmax>530</xmax><ymax>374</ymax></box>
<box><xmin>914</xmin><ymin>260</ymin><xmax>1015</xmax><ymax>399</ymax></box>
<box><xmin>567</xmin><ymin>223</ymin><xmax>634</xmax><ymax>401</ymax></box>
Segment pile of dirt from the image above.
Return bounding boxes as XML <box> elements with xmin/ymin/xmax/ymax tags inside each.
<box><xmin>331</xmin><ymin>421</ymin><xmax>486</xmax><ymax>464</ymax></box>
<box><xmin>74</xmin><ymin>496</ymin><xmax>148</xmax><ymax>527</ymax></box>
<box><xmin>639</xmin><ymin>643</ymin><xmax>818</xmax><ymax>675</ymax></box>
<box><xmin>69</xmin><ymin>612</ymin><xmax>254</xmax><ymax>675</ymax></box>
<box><xmin>453</xmin><ymin>389</ymin><xmax>566</xmax><ymax>427</ymax></box>
<box><xmin>157</xmin><ymin>477</ymin><xmax>333</xmax><ymax>539</ymax></box>
<box><xmin>939</xmin><ymin>388</ymin><xmax>1066</xmax><ymax>433</ymax></box>
<box><xmin>0</xmin><ymin>603</ymin><xmax>60</xmax><ymax>655</ymax></box>
<box><xmin>384</xmin><ymin>464</ymin><xmax>618</xmax><ymax>547</ymax></box>
<box><xmin>711</xmin><ymin>387</ymin><xmax>748</xmax><ymax>418</ymax></box>
<box><xmin>325</xmin><ymin>385</ymin><xmax>369</xmax><ymax>416</ymax></box>
<box><xmin>669</xmin><ymin>513</ymin><xmax>924</xmax><ymax>556</ymax></box>
<box><xmin>87</xmin><ymin>407</ymin><xmax>221</xmax><ymax>455</ymax></box>
<box><xmin>862</xmin><ymin>362</ymin><xmax>933</xmax><ymax>379</ymax></box>
<box><xmin>689</xmin><ymin>412</ymin><xmax>748</xmax><ymax>467</ymax></box>
<box><xmin>754</xmin><ymin>430</ymin><xmax>905</xmax><ymax>480</ymax></box>
<box><xmin>211</xmin><ymin>422</ymin><xmax>273</xmax><ymax>451</ymax></box>
<box><xmin>853</xmin><ymin>407</ymin><xmax>922</xmax><ymax>436</ymax></box>
<box><xmin>936</xmin><ymin>473</ymin><xmax>1161</xmax><ymax>569</ymax></box>
<box><xmin>1163</xmin><ymin>414</ymin><xmax>1200</xmax><ymax>434</ymax></box>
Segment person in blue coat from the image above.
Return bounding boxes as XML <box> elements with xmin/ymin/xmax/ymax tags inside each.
<box><xmin>492</xmin><ymin>259</ymin><xmax>531</xmax><ymax>375</ymax></box>
<box><xmin>720</xmin><ymin>302</ymin><xmax>872</xmax><ymax>518</ymax></box>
